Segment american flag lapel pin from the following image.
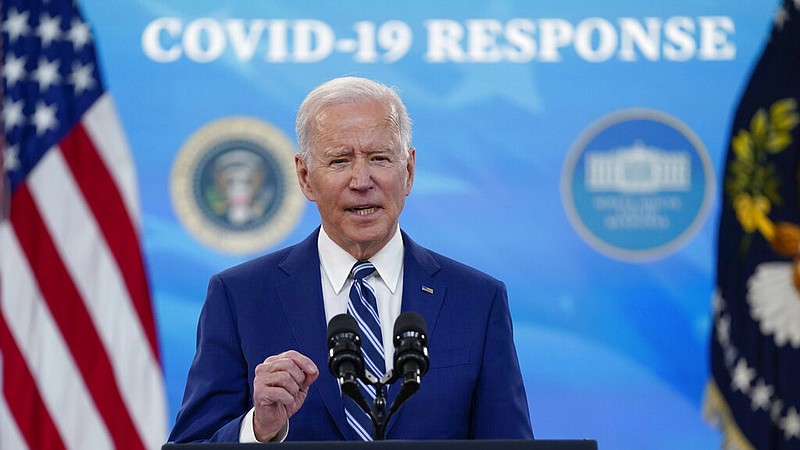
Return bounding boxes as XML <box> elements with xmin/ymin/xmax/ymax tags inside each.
<box><xmin>421</xmin><ymin>285</ymin><xmax>434</xmax><ymax>295</ymax></box>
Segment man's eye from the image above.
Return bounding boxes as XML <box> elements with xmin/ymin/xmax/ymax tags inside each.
<box><xmin>330</xmin><ymin>159</ymin><xmax>349</xmax><ymax>165</ymax></box>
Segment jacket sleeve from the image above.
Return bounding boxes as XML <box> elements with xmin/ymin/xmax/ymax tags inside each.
<box><xmin>167</xmin><ymin>274</ymin><xmax>250</xmax><ymax>443</ymax></box>
<box><xmin>470</xmin><ymin>280</ymin><xmax>534</xmax><ymax>439</ymax></box>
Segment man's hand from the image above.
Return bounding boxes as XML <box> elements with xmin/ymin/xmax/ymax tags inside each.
<box><xmin>252</xmin><ymin>350</ymin><xmax>319</xmax><ymax>442</ymax></box>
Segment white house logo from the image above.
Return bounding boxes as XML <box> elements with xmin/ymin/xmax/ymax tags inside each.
<box><xmin>170</xmin><ymin>117</ymin><xmax>304</xmax><ymax>254</ymax></box>
<box><xmin>561</xmin><ymin>109</ymin><xmax>715</xmax><ymax>262</ymax></box>
<box><xmin>585</xmin><ymin>142</ymin><xmax>691</xmax><ymax>193</ymax></box>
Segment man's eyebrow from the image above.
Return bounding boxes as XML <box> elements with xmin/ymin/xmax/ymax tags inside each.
<box><xmin>366</xmin><ymin>147</ymin><xmax>393</xmax><ymax>154</ymax></box>
<box><xmin>323</xmin><ymin>148</ymin><xmax>351</xmax><ymax>158</ymax></box>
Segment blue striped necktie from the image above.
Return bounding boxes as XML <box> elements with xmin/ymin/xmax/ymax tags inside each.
<box><xmin>345</xmin><ymin>260</ymin><xmax>384</xmax><ymax>441</ymax></box>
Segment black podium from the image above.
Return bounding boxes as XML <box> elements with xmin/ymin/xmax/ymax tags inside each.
<box><xmin>163</xmin><ymin>440</ymin><xmax>597</xmax><ymax>450</ymax></box>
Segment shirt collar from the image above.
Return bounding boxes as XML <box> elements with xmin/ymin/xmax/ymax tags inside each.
<box><xmin>318</xmin><ymin>225</ymin><xmax>404</xmax><ymax>295</ymax></box>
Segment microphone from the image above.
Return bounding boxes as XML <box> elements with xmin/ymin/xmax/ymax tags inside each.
<box><xmin>327</xmin><ymin>314</ymin><xmax>364</xmax><ymax>394</ymax></box>
<box><xmin>392</xmin><ymin>312</ymin><xmax>429</xmax><ymax>405</ymax></box>
<box><xmin>327</xmin><ymin>314</ymin><xmax>374</xmax><ymax>419</ymax></box>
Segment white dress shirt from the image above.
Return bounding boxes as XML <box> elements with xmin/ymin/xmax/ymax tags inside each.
<box><xmin>318</xmin><ymin>225</ymin><xmax>405</xmax><ymax>372</ymax></box>
<box><xmin>240</xmin><ymin>225</ymin><xmax>405</xmax><ymax>442</ymax></box>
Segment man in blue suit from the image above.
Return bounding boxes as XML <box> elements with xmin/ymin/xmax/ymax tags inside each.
<box><xmin>168</xmin><ymin>77</ymin><xmax>533</xmax><ymax>443</ymax></box>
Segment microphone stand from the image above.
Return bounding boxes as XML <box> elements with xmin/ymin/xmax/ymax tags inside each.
<box><xmin>371</xmin><ymin>375</ymin><xmax>388</xmax><ymax>440</ymax></box>
<box><xmin>344</xmin><ymin>368</ymin><xmax>414</xmax><ymax>440</ymax></box>
<box><xmin>331</xmin><ymin>312</ymin><xmax>428</xmax><ymax>441</ymax></box>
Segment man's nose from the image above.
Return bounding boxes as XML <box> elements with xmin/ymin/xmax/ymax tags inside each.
<box><xmin>349</xmin><ymin>159</ymin><xmax>373</xmax><ymax>190</ymax></box>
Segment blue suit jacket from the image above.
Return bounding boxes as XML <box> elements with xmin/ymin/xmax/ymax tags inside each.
<box><xmin>169</xmin><ymin>228</ymin><xmax>533</xmax><ymax>442</ymax></box>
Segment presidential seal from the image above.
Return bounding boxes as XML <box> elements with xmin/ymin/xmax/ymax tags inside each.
<box><xmin>170</xmin><ymin>117</ymin><xmax>304</xmax><ymax>254</ymax></box>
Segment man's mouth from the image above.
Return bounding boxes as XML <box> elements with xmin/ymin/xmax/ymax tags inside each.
<box><xmin>348</xmin><ymin>206</ymin><xmax>377</xmax><ymax>216</ymax></box>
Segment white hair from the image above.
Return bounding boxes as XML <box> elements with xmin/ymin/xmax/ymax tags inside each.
<box><xmin>295</xmin><ymin>77</ymin><xmax>412</xmax><ymax>162</ymax></box>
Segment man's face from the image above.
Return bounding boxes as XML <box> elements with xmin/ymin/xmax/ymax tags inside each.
<box><xmin>295</xmin><ymin>100</ymin><xmax>415</xmax><ymax>260</ymax></box>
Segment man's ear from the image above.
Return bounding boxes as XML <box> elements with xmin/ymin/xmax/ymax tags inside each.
<box><xmin>295</xmin><ymin>154</ymin><xmax>315</xmax><ymax>201</ymax></box>
<box><xmin>405</xmin><ymin>147</ymin><xmax>416</xmax><ymax>196</ymax></box>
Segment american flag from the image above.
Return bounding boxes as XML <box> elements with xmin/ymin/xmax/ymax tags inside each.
<box><xmin>0</xmin><ymin>0</ymin><xmax>167</xmax><ymax>449</ymax></box>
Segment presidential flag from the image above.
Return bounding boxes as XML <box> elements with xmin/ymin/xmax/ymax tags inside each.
<box><xmin>705</xmin><ymin>1</ymin><xmax>800</xmax><ymax>449</ymax></box>
<box><xmin>0</xmin><ymin>0</ymin><xmax>167</xmax><ymax>449</ymax></box>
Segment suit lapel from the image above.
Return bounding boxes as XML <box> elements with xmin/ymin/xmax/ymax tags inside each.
<box><xmin>385</xmin><ymin>231</ymin><xmax>446</xmax><ymax>436</ymax></box>
<box><xmin>275</xmin><ymin>228</ymin><xmax>353</xmax><ymax>440</ymax></box>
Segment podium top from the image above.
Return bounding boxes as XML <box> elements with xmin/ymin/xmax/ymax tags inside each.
<box><xmin>162</xmin><ymin>440</ymin><xmax>597</xmax><ymax>450</ymax></box>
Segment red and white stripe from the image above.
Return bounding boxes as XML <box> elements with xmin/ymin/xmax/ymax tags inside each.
<box><xmin>0</xmin><ymin>94</ymin><xmax>166</xmax><ymax>449</ymax></box>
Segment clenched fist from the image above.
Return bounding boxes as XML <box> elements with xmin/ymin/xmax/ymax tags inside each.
<box><xmin>252</xmin><ymin>350</ymin><xmax>319</xmax><ymax>442</ymax></box>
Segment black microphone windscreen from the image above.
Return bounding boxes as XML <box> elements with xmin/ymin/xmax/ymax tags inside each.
<box><xmin>327</xmin><ymin>313</ymin><xmax>360</xmax><ymax>346</ymax></box>
<box><xmin>393</xmin><ymin>312</ymin><xmax>427</xmax><ymax>344</ymax></box>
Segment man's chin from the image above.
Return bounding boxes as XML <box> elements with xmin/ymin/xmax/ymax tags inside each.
<box><xmin>340</xmin><ymin>229</ymin><xmax>393</xmax><ymax>255</ymax></box>
<box><xmin>347</xmin><ymin>232</ymin><xmax>387</xmax><ymax>247</ymax></box>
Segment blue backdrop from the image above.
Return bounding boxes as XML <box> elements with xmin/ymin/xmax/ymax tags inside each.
<box><xmin>78</xmin><ymin>1</ymin><xmax>778</xmax><ymax>448</ymax></box>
